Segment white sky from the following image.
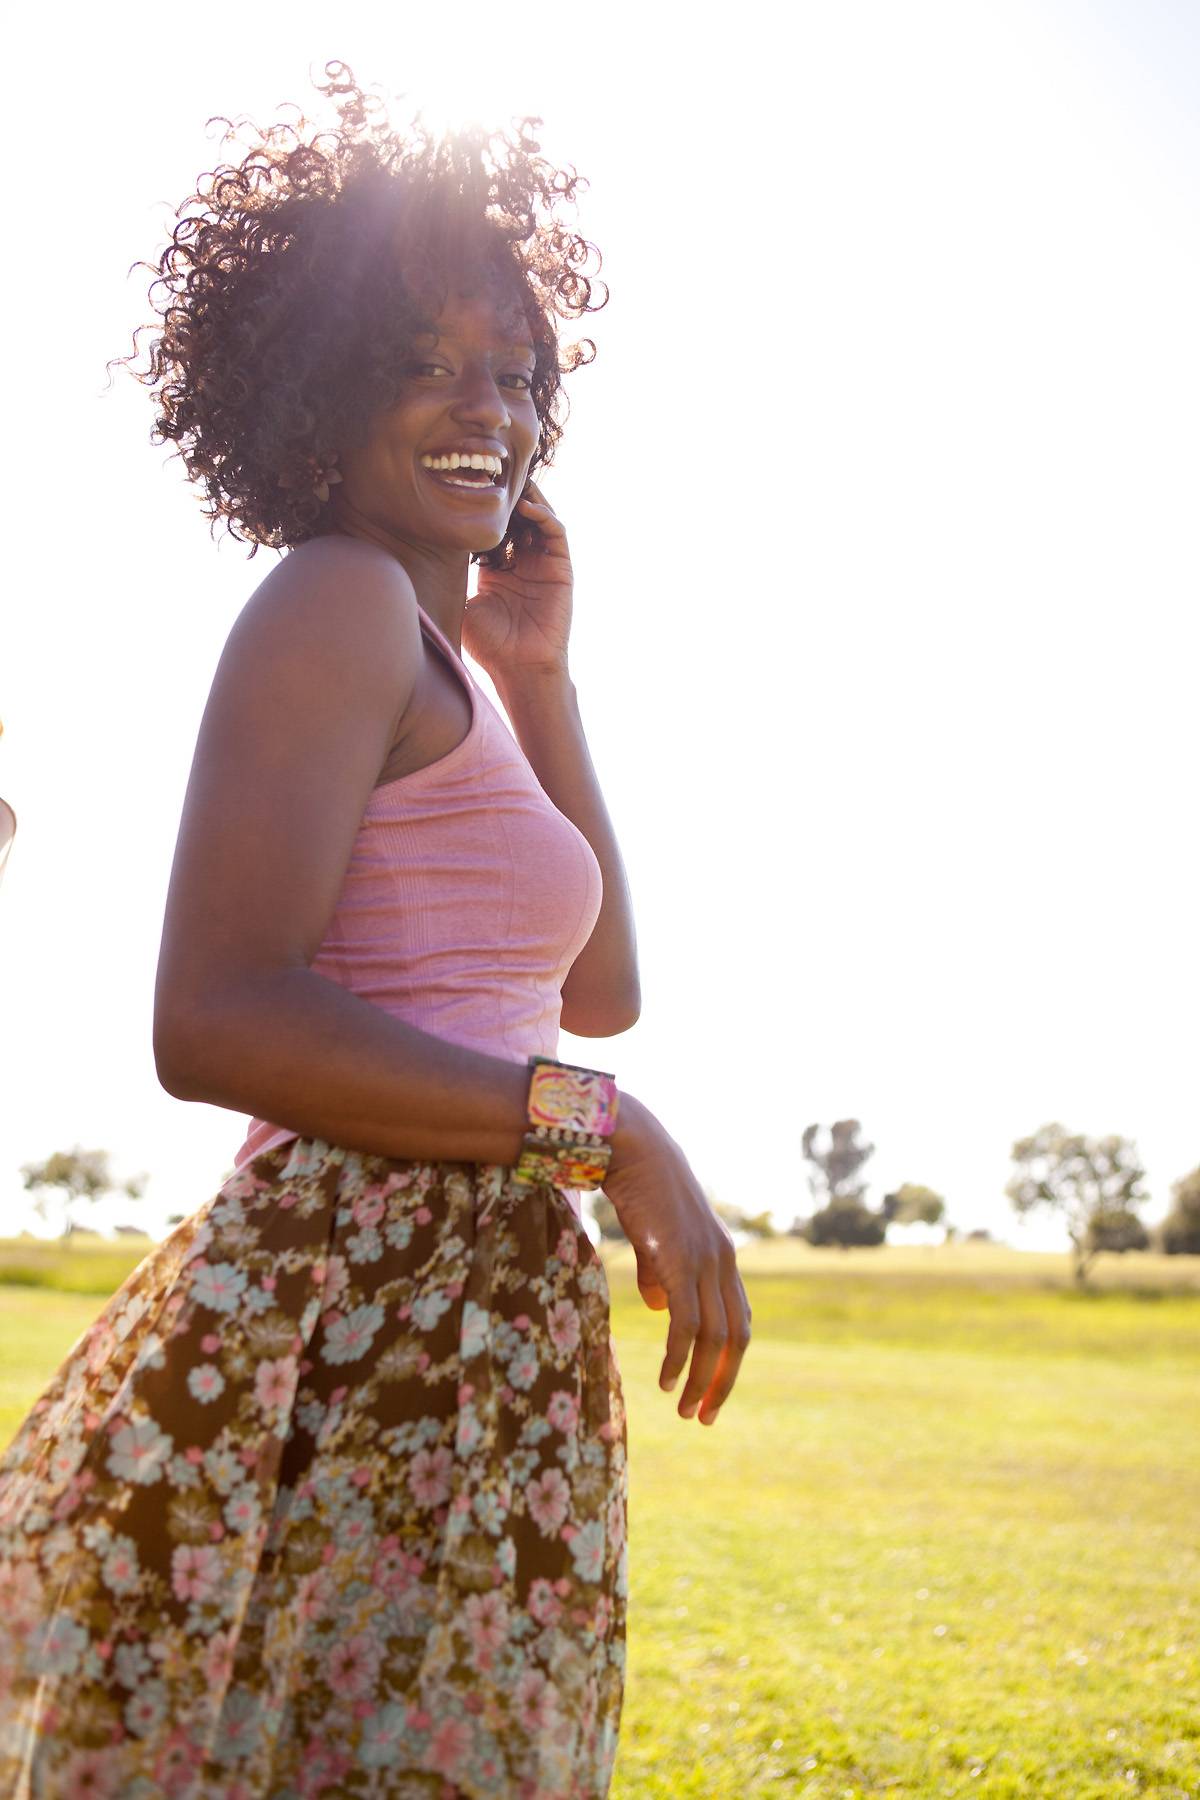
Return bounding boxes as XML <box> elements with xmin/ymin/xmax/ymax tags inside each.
<box><xmin>2</xmin><ymin>0</ymin><xmax>1197</xmax><ymax>1249</ymax></box>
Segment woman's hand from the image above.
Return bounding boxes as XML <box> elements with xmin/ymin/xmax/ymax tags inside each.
<box><xmin>602</xmin><ymin>1095</ymin><xmax>753</xmax><ymax>1427</ymax></box>
<box><xmin>462</xmin><ymin>480</ymin><xmax>573</xmax><ymax>680</ymax></box>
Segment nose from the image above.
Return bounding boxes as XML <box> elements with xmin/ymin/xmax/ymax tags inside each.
<box><xmin>449</xmin><ymin>362</ymin><xmax>512</xmax><ymax>430</ymax></box>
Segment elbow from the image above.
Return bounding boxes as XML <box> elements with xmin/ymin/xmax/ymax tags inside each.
<box><xmin>153</xmin><ymin>1016</ymin><xmax>207</xmax><ymax>1101</ymax></box>
<box><xmin>153</xmin><ymin>989</ymin><xmax>228</xmax><ymax>1102</ymax></box>
<box><xmin>155</xmin><ymin>1055</ymin><xmax>207</xmax><ymax>1104</ymax></box>
<box><xmin>611</xmin><ymin>996</ymin><xmax>641</xmax><ymax>1034</ymax></box>
<box><xmin>560</xmin><ymin>986</ymin><xmax>641</xmax><ymax>1038</ymax></box>
<box><xmin>154</xmin><ymin>965</ymin><xmax>295</xmax><ymax>1103</ymax></box>
<box><xmin>582</xmin><ymin>1010</ymin><xmax>640</xmax><ymax>1038</ymax></box>
<box><xmin>616</xmin><ymin>974</ymin><xmax>642</xmax><ymax>1033</ymax></box>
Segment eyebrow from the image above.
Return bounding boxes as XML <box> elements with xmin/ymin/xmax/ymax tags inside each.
<box><xmin>419</xmin><ymin>331</ymin><xmax>536</xmax><ymax>361</ymax></box>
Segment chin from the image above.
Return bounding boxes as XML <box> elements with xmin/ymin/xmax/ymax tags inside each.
<box><xmin>470</xmin><ymin>522</ymin><xmax>510</xmax><ymax>554</ymax></box>
<box><xmin>416</xmin><ymin>521</ymin><xmax>503</xmax><ymax>556</ymax></box>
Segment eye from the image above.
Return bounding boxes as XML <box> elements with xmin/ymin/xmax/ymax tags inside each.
<box><xmin>404</xmin><ymin>361</ymin><xmax>533</xmax><ymax>389</ymax></box>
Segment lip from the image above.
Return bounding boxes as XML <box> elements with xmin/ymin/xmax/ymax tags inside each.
<box><xmin>419</xmin><ymin>463</ymin><xmax>507</xmax><ymax>500</ymax></box>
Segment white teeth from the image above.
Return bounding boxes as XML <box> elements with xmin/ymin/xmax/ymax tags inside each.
<box><xmin>420</xmin><ymin>450</ymin><xmax>504</xmax><ymax>477</ymax></box>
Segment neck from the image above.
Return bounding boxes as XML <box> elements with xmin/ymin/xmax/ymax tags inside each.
<box><xmin>327</xmin><ymin>503</ymin><xmax>472</xmax><ymax>656</ymax></box>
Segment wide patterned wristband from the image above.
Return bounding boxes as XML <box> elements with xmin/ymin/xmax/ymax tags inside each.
<box><xmin>512</xmin><ymin>1055</ymin><xmax>620</xmax><ymax>1190</ymax></box>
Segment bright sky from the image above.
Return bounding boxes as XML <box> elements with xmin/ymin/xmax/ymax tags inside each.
<box><xmin>3</xmin><ymin>1</ymin><xmax>1197</xmax><ymax>1249</ymax></box>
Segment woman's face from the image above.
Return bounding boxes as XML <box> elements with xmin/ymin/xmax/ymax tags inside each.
<box><xmin>334</xmin><ymin>287</ymin><xmax>540</xmax><ymax>555</ymax></box>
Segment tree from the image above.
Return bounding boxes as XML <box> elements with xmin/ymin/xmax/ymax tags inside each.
<box><xmin>801</xmin><ymin>1120</ymin><xmax>875</xmax><ymax>1210</ymax></box>
<box><xmin>804</xmin><ymin>1195</ymin><xmax>886</xmax><ymax>1249</ymax></box>
<box><xmin>1159</xmin><ymin>1166</ymin><xmax>1200</xmax><ymax>1256</ymax></box>
<box><xmin>1005</xmin><ymin>1123</ymin><xmax>1150</xmax><ymax>1286</ymax></box>
<box><xmin>19</xmin><ymin>1146</ymin><xmax>147</xmax><ymax>1239</ymax></box>
<box><xmin>882</xmin><ymin>1184</ymin><xmax>946</xmax><ymax>1228</ymax></box>
<box><xmin>1087</xmin><ymin>1207</ymin><xmax>1150</xmax><ymax>1255</ymax></box>
<box><xmin>738</xmin><ymin>1210</ymin><xmax>778</xmax><ymax>1239</ymax></box>
<box><xmin>704</xmin><ymin>1191</ymin><xmax>778</xmax><ymax>1239</ymax></box>
<box><xmin>797</xmin><ymin>1120</ymin><xmax>883</xmax><ymax>1248</ymax></box>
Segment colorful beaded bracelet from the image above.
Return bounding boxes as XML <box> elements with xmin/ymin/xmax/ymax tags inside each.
<box><xmin>511</xmin><ymin>1055</ymin><xmax>620</xmax><ymax>1190</ymax></box>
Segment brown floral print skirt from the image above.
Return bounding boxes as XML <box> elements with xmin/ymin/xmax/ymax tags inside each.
<box><xmin>0</xmin><ymin>1137</ymin><xmax>628</xmax><ymax>1799</ymax></box>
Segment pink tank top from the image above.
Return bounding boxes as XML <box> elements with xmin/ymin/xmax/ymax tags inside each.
<box><xmin>233</xmin><ymin>601</ymin><xmax>604</xmax><ymax>1217</ymax></box>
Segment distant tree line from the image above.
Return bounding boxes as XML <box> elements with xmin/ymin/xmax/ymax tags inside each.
<box><xmin>19</xmin><ymin>1147</ymin><xmax>147</xmax><ymax>1238</ymax></box>
<box><xmin>673</xmin><ymin>1116</ymin><xmax>1199</xmax><ymax>1287</ymax></box>
<box><xmin>770</xmin><ymin>1118</ymin><xmax>1198</xmax><ymax>1284</ymax></box>
<box><xmin>16</xmin><ymin>1134</ymin><xmax>1200</xmax><ymax>1290</ymax></box>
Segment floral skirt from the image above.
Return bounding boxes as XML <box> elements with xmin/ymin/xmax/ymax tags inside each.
<box><xmin>0</xmin><ymin>1138</ymin><xmax>628</xmax><ymax>1799</ymax></box>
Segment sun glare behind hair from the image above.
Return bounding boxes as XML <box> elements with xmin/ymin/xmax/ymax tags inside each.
<box><xmin>406</xmin><ymin>76</ymin><xmax>533</xmax><ymax>146</ymax></box>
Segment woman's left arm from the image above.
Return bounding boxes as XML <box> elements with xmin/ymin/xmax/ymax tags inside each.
<box><xmin>491</xmin><ymin>664</ymin><xmax>640</xmax><ymax>1036</ymax></box>
<box><xmin>464</xmin><ymin>480</ymin><xmax>640</xmax><ymax>1038</ymax></box>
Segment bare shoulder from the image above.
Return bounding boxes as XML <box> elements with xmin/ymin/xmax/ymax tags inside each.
<box><xmin>208</xmin><ymin>534</ymin><xmax>426</xmax><ymax>771</ymax></box>
<box><xmin>231</xmin><ymin>534</ymin><xmax>421</xmax><ymax>667</ymax></box>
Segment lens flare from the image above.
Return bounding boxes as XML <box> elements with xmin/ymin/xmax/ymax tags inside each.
<box><xmin>407</xmin><ymin>79</ymin><xmax>522</xmax><ymax>145</ymax></box>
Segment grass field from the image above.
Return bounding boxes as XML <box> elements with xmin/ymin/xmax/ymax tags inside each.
<box><xmin>1</xmin><ymin>1237</ymin><xmax>1197</xmax><ymax>1798</ymax></box>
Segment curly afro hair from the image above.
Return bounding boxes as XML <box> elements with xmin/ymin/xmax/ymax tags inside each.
<box><xmin>114</xmin><ymin>61</ymin><xmax>607</xmax><ymax>569</ymax></box>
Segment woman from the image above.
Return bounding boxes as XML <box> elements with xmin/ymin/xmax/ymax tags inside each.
<box><xmin>0</xmin><ymin>65</ymin><xmax>751</xmax><ymax>1799</ymax></box>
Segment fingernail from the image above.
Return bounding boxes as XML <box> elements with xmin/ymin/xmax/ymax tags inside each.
<box><xmin>680</xmin><ymin>1401</ymin><xmax>697</xmax><ymax>1419</ymax></box>
<box><xmin>661</xmin><ymin>1375</ymin><xmax>677</xmax><ymax>1392</ymax></box>
<box><xmin>701</xmin><ymin>1411</ymin><xmax>718</xmax><ymax>1427</ymax></box>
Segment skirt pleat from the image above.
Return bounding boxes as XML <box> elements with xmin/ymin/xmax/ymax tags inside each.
<box><xmin>0</xmin><ymin>1138</ymin><xmax>628</xmax><ymax>1799</ymax></box>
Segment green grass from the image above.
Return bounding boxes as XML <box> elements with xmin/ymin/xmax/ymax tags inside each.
<box><xmin>2</xmin><ymin>1238</ymin><xmax>1198</xmax><ymax>1798</ymax></box>
<box><xmin>0</xmin><ymin>1231</ymin><xmax>162</xmax><ymax>1297</ymax></box>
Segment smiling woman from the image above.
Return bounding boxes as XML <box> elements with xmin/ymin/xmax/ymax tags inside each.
<box><xmin>331</xmin><ymin>292</ymin><xmax>542</xmax><ymax>561</ymax></box>
<box><xmin>109</xmin><ymin>59</ymin><xmax>603</xmax><ymax>572</ymax></box>
<box><xmin>0</xmin><ymin>56</ymin><xmax>752</xmax><ymax>1800</ymax></box>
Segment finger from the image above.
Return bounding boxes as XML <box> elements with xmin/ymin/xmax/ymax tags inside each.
<box><xmin>676</xmin><ymin>1265</ymin><xmax>728</xmax><ymax>1420</ymax></box>
<box><xmin>658</xmin><ymin>1282</ymin><xmax>701</xmax><ymax>1394</ymax></box>
<box><xmin>634</xmin><ymin>1249</ymin><xmax>668</xmax><ymax>1311</ymax></box>
<box><xmin>697</xmin><ymin>1262</ymin><xmax>752</xmax><ymax>1425</ymax></box>
<box><xmin>515</xmin><ymin>498</ymin><xmax>566</xmax><ymax>534</ymax></box>
<box><xmin>518</xmin><ymin>480</ymin><xmax>562</xmax><ymax>518</ymax></box>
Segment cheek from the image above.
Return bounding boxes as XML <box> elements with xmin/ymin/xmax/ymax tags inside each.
<box><xmin>348</xmin><ymin>433</ymin><xmax>418</xmax><ymax>493</ymax></box>
<box><xmin>362</xmin><ymin>400</ymin><xmax>424</xmax><ymax>459</ymax></box>
<box><xmin>513</xmin><ymin>424</ymin><xmax>540</xmax><ymax>477</ymax></box>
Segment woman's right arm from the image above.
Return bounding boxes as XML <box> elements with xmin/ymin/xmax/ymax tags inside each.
<box><xmin>154</xmin><ymin>535</ymin><xmax>750</xmax><ymax>1422</ymax></box>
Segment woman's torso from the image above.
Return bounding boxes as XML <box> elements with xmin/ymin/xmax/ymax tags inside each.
<box><xmin>233</xmin><ymin>580</ymin><xmax>603</xmax><ymax>1189</ymax></box>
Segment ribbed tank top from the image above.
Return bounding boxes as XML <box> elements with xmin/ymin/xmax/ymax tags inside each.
<box><xmin>233</xmin><ymin>601</ymin><xmax>604</xmax><ymax>1219</ymax></box>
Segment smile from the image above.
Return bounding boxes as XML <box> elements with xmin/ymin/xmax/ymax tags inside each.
<box><xmin>419</xmin><ymin>463</ymin><xmax>506</xmax><ymax>498</ymax></box>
